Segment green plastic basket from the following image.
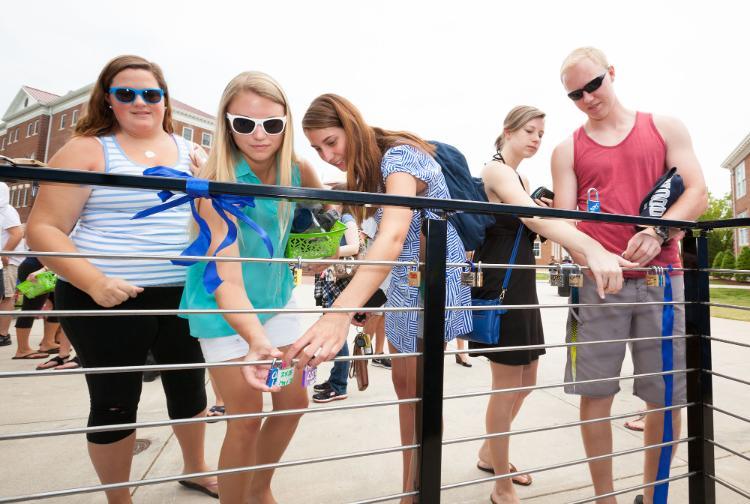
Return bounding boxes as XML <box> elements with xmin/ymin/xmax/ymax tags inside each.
<box><xmin>16</xmin><ymin>271</ymin><xmax>58</xmax><ymax>299</ymax></box>
<box><xmin>285</xmin><ymin>220</ymin><xmax>347</xmax><ymax>259</ymax></box>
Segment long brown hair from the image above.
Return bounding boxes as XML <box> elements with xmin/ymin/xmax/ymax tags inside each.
<box><xmin>74</xmin><ymin>55</ymin><xmax>174</xmax><ymax>137</ymax></box>
<box><xmin>302</xmin><ymin>93</ymin><xmax>434</xmax><ymax>221</ymax></box>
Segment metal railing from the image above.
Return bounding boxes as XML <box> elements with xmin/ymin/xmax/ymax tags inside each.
<box><xmin>1</xmin><ymin>160</ymin><xmax>749</xmax><ymax>503</ymax></box>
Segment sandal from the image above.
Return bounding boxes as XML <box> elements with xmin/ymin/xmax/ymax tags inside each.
<box><xmin>206</xmin><ymin>405</ymin><xmax>225</xmax><ymax>423</ymax></box>
<box><xmin>55</xmin><ymin>356</ymin><xmax>81</xmax><ymax>370</ymax></box>
<box><xmin>13</xmin><ymin>351</ymin><xmax>49</xmax><ymax>360</ymax></box>
<box><xmin>477</xmin><ymin>460</ymin><xmax>533</xmax><ymax>486</ymax></box>
<box><xmin>624</xmin><ymin>414</ymin><xmax>646</xmax><ymax>432</ymax></box>
<box><xmin>36</xmin><ymin>355</ymin><xmax>68</xmax><ymax>370</ymax></box>
<box><xmin>178</xmin><ymin>479</ymin><xmax>219</xmax><ymax>499</ymax></box>
<box><xmin>38</xmin><ymin>346</ymin><xmax>60</xmax><ymax>355</ymax></box>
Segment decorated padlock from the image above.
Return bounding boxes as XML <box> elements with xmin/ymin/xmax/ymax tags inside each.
<box><xmin>301</xmin><ymin>365</ymin><xmax>317</xmax><ymax>387</ymax></box>
<box><xmin>355</xmin><ymin>328</ymin><xmax>374</xmax><ymax>355</ymax></box>
<box><xmin>646</xmin><ymin>267</ymin><xmax>660</xmax><ymax>287</ymax></box>
<box><xmin>549</xmin><ymin>264</ymin><xmax>564</xmax><ymax>287</ymax></box>
<box><xmin>407</xmin><ymin>263</ymin><xmax>421</xmax><ymax>287</ymax></box>
<box><xmin>587</xmin><ymin>188</ymin><xmax>601</xmax><ymax>213</ymax></box>
<box><xmin>461</xmin><ymin>261</ymin><xmax>477</xmax><ymax>287</ymax></box>
<box><xmin>293</xmin><ymin>257</ymin><xmax>303</xmax><ymax>286</ymax></box>
<box><xmin>568</xmin><ymin>265</ymin><xmax>584</xmax><ymax>287</ymax></box>
<box><xmin>266</xmin><ymin>359</ymin><xmax>295</xmax><ymax>388</ymax></box>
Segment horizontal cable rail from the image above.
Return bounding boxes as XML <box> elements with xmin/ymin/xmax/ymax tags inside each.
<box><xmin>704</xmin><ymin>370</ymin><xmax>750</xmax><ymax>387</ymax></box>
<box><xmin>704</xmin><ymin>267</ymin><xmax>750</xmax><ymax>275</ymax></box>
<box><xmin>443</xmin><ymin>403</ymin><xmax>692</xmax><ymax>446</ymax></box>
<box><xmin>0</xmin><ymin>351</ymin><xmax>422</xmax><ymax>378</ymax></box>
<box><xmin>707</xmin><ymin>474</ymin><xmax>750</xmax><ymax>500</ymax></box>
<box><xmin>0</xmin><ymin>397</ymin><xmax>421</xmax><ymax>442</ymax></box>
<box><xmin>706</xmin><ymin>303</ymin><xmax>750</xmax><ymax>312</ymax></box>
<box><xmin>706</xmin><ymin>439</ymin><xmax>750</xmax><ymax>463</ymax></box>
<box><xmin>443</xmin><ymin>368</ymin><xmax>695</xmax><ymax>401</ymax></box>
<box><xmin>0</xmin><ymin>162</ymin><xmax>701</xmax><ymax>228</ymax></box>
<box><xmin>0</xmin><ymin>443</ymin><xmax>420</xmax><ymax>503</ymax></box>
<box><xmin>566</xmin><ymin>472</ymin><xmax>695</xmax><ymax>504</ymax></box>
<box><xmin>705</xmin><ymin>404</ymin><xmax>750</xmax><ymax>424</ymax></box>
<box><xmin>445</xmin><ymin>301</ymin><xmax>688</xmax><ymax>311</ymax></box>
<box><xmin>701</xmin><ymin>335</ymin><xmax>750</xmax><ymax>349</ymax></box>
<box><xmin>440</xmin><ymin>437</ymin><xmax>693</xmax><ymax>490</ymax></box>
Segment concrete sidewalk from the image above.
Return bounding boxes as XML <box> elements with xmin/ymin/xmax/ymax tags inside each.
<box><xmin>0</xmin><ymin>284</ymin><xmax>747</xmax><ymax>503</ymax></box>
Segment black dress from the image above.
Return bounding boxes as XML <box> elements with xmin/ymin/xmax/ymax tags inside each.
<box><xmin>468</xmin><ymin>206</ymin><xmax>545</xmax><ymax>366</ymax></box>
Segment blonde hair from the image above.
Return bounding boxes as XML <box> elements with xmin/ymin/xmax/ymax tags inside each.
<box><xmin>200</xmin><ymin>71</ymin><xmax>296</xmax><ymax>233</ymax></box>
<box><xmin>560</xmin><ymin>47</ymin><xmax>610</xmax><ymax>77</ymax></box>
<box><xmin>494</xmin><ymin>105</ymin><xmax>546</xmax><ymax>155</ymax></box>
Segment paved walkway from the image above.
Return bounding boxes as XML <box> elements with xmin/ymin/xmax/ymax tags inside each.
<box><xmin>0</xmin><ymin>284</ymin><xmax>747</xmax><ymax>503</ymax></box>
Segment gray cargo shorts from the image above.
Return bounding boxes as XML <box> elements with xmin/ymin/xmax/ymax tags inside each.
<box><xmin>564</xmin><ymin>275</ymin><xmax>686</xmax><ymax>405</ymax></box>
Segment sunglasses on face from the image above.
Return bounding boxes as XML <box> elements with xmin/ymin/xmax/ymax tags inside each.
<box><xmin>225</xmin><ymin>113</ymin><xmax>287</xmax><ymax>136</ymax></box>
<box><xmin>108</xmin><ymin>87</ymin><xmax>165</xmax><ymax>104</ymax></box>
<box><xmin>567</xmin><ymin>73</ymin><xmax>607</xmax><ymax>101</ymax></box>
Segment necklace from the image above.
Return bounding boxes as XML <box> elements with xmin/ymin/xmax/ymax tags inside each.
<box><xmin>144</xmin><ymin>150</ymin><xmax>156</xmax><ymax>159</ymax></box>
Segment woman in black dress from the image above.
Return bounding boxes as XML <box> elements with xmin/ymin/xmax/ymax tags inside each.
<box><xmin>471</xmin><ymin>106</ymin><xmax>633</xmax><ymax>504</ymax></box>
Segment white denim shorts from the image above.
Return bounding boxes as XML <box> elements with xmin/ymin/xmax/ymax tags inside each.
<box><xmin>199</xmin><ymin>299</ymin><xmax>301</xmax><ymax>363</ymax></box>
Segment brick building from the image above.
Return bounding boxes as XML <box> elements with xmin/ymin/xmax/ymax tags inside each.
<box><xmin>721</xmin><ymin>135</ymin><xmax>750</xmax><ymax>255</ymax></box>
<box><xmin>0</xmin><ymin>84</ymin><xmax>215</xmax><ymax>221</ymax></box>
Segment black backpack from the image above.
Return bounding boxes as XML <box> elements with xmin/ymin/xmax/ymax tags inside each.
<box><xmin>429</xmin><ymin>141</ymin><xmax>495</xmax><ymax>251</ymax></box>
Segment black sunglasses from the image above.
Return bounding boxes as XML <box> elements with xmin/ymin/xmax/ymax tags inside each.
<box><xmin>567</xmin><ymin>73</ymin><xmax>607</xmax><ymax>101</ymax></box>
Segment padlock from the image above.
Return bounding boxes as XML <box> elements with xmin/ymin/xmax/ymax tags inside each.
<box><xmin>568</xmin><ymin>266</ymin><xmax>584</xmax><ymax>288</ymax></box>
<box><xmin>407</xmin><ymin>263</ymin><xmax>421</xmax><ymax>287</ymax></box>
<box><xmin>646</xmin><ymin>267</ymin><xmax>660</xmax><ymax>287</ymax></box>
<box><xmin>293</xmin><ymin>257</ymin><xmax>303</xmax><ymax>286</ymax></box>
<box><xmin>301</xmin><ymin>365</ymin><xmax>317</xmax><ymax>387</ymax></box>
<box><xmin>359</xmin><ymin>329</ymin><xmax>374</xmax><ymax>355</ymax></box>
<box><xmin>266</xmin><ymin>359</ymin><xmax>281</xmax><ymax>388</ymax></box>
<box><xmin>548</xmin><ymin>264</ymin><xmax>564</xmax><ymax>287</ymax></box>
<box><xmin>461</xmin><ymin>261</ymin><xmax>477</xmax><ymax>287</ymax></box>
<box><xmin>587</xmin><ymin>188</ymin><xmax>601</xmax><ymax>213</ymax></box>
<box><xmin>475</xmin><ymin>261</ymin><xmax>484</xmax><ymax>288</ymax></box>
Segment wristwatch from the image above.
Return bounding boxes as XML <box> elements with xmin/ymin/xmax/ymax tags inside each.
<box><xmin>653</xmin><ymin>225</ymin><xmax>669</xmax><ymax>244</ymax></box>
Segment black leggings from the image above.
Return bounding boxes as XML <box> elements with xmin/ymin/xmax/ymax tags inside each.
<box><xmin>56</xmin><ymin>281</ymin><xmax>207</xmax><ymax>444</ymax></box>
<box><xmin>15</xmin><ymin>257</ymin><xmax>58</xmax><ymax>329</ymax></box>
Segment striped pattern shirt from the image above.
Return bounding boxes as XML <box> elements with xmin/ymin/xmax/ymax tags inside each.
<box><xmin>68</xmin><ymin>134</ymin><xmax>192</xmax><ymax>286</ymax></box>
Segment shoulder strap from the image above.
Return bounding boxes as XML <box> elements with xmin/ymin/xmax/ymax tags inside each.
<box><xmin>498</xmin><ymin>223</ymin><xmax>525</xmax><ymax>304</ymax></box>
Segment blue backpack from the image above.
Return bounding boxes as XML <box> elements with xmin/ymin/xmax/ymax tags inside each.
<box><xmin>429</xmin><ymin>141</ymin><xmax>495</xmax><ymax>251</ymax></box>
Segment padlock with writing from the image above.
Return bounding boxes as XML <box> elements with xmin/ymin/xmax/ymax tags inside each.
<box><xmin>407</xmin><ymin>263</ymin><xmax>421</xmax><ymax>287</ymax></box>
<box><xmin>548</xmin><ymin>264</ymin><xmax>564</xmax><ymax>287</ymax></box>
<box><xmin>301</xmin><ymin>365</ymin><xmax>317</xmax><ymax>387</ymax></box>
<box><xmin>587</xmin><ymin>188</ymin><xmax>601</xmax><ymax>213</ymax></box>
<box><xmin>646</xmin><ymin>267</ymin><xmax>660</xmax><ymax>287</ymax></box>
<box><xmin>568</xmin><ymin>265</ymin><xmax>584</xmax><ymax>288</ymax></box>
<box><xmin>355</xmin><ymin>329</ymin><xmax>374</xmax><ymax>355</ymax></box>
<box><xmin>292</xmin><ymin>257</ymin><xmax>303</xmax><ymax>286</ymax></box>
<box><xmin>461</xmin><ymin>261</ymin><xmax>477</xmax><ymax>287</ymax></box>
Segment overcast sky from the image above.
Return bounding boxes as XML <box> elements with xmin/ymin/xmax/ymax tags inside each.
<box><xmin>2</xmin><ymin>1</ymin><xmax>747</xmax><ymax>199</ymax></box>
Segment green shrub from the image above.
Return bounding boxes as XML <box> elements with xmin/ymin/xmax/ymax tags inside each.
<box><xmin>712</xmin><ymin>251</ymin><xmax>725</xmax><ymax>279</ymax></box>
<box><xmin>736</xmin><ymin>247</ymin><xmax>750</xmax><ymax>283</ymax></box>
<box><xmin>721</xmin><ymin>252</ymin><xmax>736</xmax><ymax>280</ymax></box>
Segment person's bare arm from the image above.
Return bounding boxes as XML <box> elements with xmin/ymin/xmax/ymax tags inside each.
<box><xmin>1</xmin><ymin>225</ymin><xmax>22</xmax><ymax>266</ymax></box>
<box><xmin>298</xmin><ymin>158</ymin><xmax>325</xmax><ymax>189</ymax></box>
<box><xmin>337</xmin><ymin>220</ymin><xmax>360</xmax><ymax>257</ymax></box>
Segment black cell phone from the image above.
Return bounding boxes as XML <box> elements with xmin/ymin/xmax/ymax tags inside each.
<box><xmin>531</xmin><ymin>186</ymin><xmax>555</xmax><ymax>201</ymax></box>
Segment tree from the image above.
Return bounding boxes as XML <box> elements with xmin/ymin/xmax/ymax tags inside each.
<box><xmin>736</xmin><ymin>247</ymin><xmax>750</xmax><ymax>283</ymax></box>
<box><xmin>720</xmin><ymin>251</ymin><xmax>736</xmax><ymax>280</ymax></box>
<box><xmin>712</xmin><ymin>250</ymin><xmax>725</xmax><ymax>279</ymax></box>
<box><xmin>698</xmin><ymin>193</ymin><xmax>734</xmax><ymax>267</ymax></box>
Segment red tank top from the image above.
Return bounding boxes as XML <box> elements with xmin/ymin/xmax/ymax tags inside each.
<box><xmin>573</xmin><ymin>112</ymin><xmax>681</xmax><ymax>277</ymax></box>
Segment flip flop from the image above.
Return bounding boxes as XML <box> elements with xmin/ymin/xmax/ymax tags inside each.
<box><xmin>178</xmin><ymin>479</ymin><xmax>219</xmax><ymax>499</ymax></box>
<box><xmin>36</xmin><ymin>355</ymin><xmax>68</xmax><ymax>370</ymax></box>
<box><xmin>624</xmin><ymin>415</ymin><xmax>646</xmax><ymax>432</ymax></box>
<box><xmin>55</xmin><ymin>356</ymin><xmax>81</xmax><ymax>370</ymax></box>
<box><xmin>13</xmin><ymin>351</ymin><xmax>49</xmax><ymax>360</ymax></box>
<box><xmin>477</xmin><ymin>460</ymin><xmax>533</xmax><ymax>486</ymax></box>
<box><xmin>206</xmin><ymin>405</ymin><xmax>225</xmax><ymax>424</ymax></box>
<box><xmin>39</xmin><ymin>346</ymin><xmax>60</xmax><ymax>355</ymax></box>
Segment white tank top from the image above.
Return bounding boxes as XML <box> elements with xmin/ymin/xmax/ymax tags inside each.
<box><xmin>68</xmin><ymin>134</ymin><xmax>192</xmax><ymax>286</ymax></box>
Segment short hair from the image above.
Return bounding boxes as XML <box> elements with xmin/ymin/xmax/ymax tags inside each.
<box><xmin>560</xmin><ymin>47</ymin><xmax>610</xmax><ymax>77</ymax></box>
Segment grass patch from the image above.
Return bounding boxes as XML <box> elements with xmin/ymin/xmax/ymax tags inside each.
<box><xmin>709</xmin><ymin>288</ymin><xmax>750</xmax><ymax>322</ymax></box>
<box><xmin>536</xmin><ymin>272</ymin><xmax>549</xmax><ymax>281</ymax></box>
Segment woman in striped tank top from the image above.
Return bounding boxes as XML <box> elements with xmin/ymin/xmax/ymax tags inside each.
<box><xmin>27</xmin><ymin>56</ymin><xmax>218</xmax><ymax>502</ymax></box>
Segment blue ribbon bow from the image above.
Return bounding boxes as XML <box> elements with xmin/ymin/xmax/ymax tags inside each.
<box><xmin>131</xmin><ymin>166</ymin><xmax>273</xmax><ymax>294</ymax></box>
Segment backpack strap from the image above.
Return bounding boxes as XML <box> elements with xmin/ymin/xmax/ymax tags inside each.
<box><xmin>498</xmin><ymin>223</ymin><xmax>525</xmax><ymax>304</ymax></box>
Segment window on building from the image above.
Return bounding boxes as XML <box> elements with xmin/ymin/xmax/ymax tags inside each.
<box><xmin>60</xmin><ymin>114</ymin><xmax>67</xmax><ymax>130</ymax></box>
<box><xmin>24</xmin><ymin>98</ymin><xmax>29</xmax><ymax>107</ymax></box>
<box><xmin>72</xmin><ymin>109</ymin><xmax>79</xmax><ymax>126</ymax></box>
<box><xmin>201</xmin><ymin>132</ymin><xmax>212</xmax><ymax>148</ymax></box>
<box><xmin>739</xmin><ymin>211</ymin><xmax>749</xmax><ymax>247</ymax></box>
<box><xmin>26</xmin><ymin>123</ymin><xmax>33</xmax><ymax>137</ymax></box>
<box><xmin>182</xmin><ymin>127</ymin><xmax>194</xmax><ymax>142</ymax></box>
<box><xmin>14</xmin><ymin>129</ymin><xmax>19</xmax><ymax>142</ymax></box>
<box><xmin>1</xmin><ymin>137</ymin><xmax>5</xmax><ymax>150</ymax></box>
<box><xmin>533</xmin><ymin>240</ymin><xmax>541</xmax><ymax>258</ymax></box>
<box><xmin>21</xmin><ymin>184</ymin><xmax>31</xmax><ymax>207</ymax></box>
<box><xmin>33</xmin><ymin>120</ymin><xmax>39</xmax><ymax>135</ymax></box>
<box><xmin>737</xmin><ymin>164</ymin><xmax>747</xmax><ymax>198</ymax></box>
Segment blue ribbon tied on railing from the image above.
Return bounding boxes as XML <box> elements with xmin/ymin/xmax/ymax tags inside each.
<box><xmin>131</xmin><ymin>166</ymin><xmax>273</xmax><ymax>294</ymax></box>
<box><xmin>654</xmin><ymin>264</ymin><xmax>674</xmax><ymax>504</ymax></box>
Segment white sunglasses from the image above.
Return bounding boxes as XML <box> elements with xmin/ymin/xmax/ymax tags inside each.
<box><xmin>225</xmin><ymin>113</ymin><xmax>287</xmax><ymax>135</ymax></box>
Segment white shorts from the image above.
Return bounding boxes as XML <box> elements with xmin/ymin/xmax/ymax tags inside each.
<box><xmin>198</xmin><ymin>299</ymin><xmax>301</xmax><ymax>363</ymax></box>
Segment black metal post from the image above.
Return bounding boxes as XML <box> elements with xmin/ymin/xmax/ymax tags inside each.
<box><xmin>417</xmin><ymin>217</ymin><xmax>447</xmax><ymax>503</ymax></box>
<box><xmin>683</xmin><ymin>231</ymin><xmax>716</xmax><ymax>503</ymax></box>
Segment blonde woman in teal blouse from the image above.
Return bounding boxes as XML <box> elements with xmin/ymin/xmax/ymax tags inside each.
<box><xmin>181</xmin><ymin>71</ymin><xmax>324</xmax><ymax>503</ymax></box>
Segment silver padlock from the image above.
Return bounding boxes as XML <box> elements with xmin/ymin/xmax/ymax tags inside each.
<box><xmin>548</xmin><ymin>264</ymin><xmax>564</xmax><ymax>287</ymax></box>
<box><xmin>460</xmin><ymin>261</ymin><xmax>477</xmax><ymax>287</ymax></box>
<box><xmin>568</xmin><ymin>265</ymin><xmax>584</xmax><ymax>288</ymax></box>
<box><xmin>475</xmin><ymin>261</ymin><xmax>484</xmax><ymax>288</ymax></box>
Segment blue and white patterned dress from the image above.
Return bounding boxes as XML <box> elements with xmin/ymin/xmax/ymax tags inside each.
<box><xmin>377</xmin><ymin>145</ymin><xmax>472</xmax><ymax>353</ymax></box>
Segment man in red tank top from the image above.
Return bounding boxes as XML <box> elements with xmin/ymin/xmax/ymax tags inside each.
<box><xmin>551</xmin><ymin>47</ymin><xmax>707</xmax><ymax>504</ymax></box>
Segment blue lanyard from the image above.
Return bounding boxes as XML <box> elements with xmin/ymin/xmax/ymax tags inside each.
<box><xmin>654</xmin><ymin>265</ymin><xmax>674</xmax><ymax>504</ymax></box>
